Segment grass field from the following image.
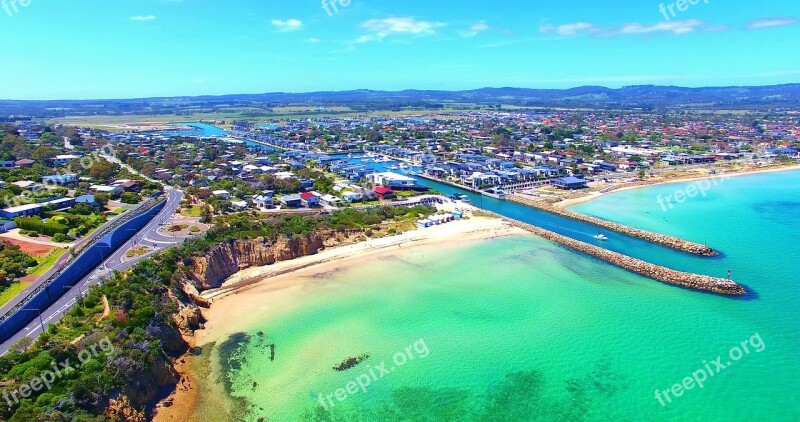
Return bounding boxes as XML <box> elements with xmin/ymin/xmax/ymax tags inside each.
<box><xmin>46</xmin><ymin>105</ymin><xmax>513</xmax><ymax>129</ymax></box>
<box><xmin>0</xmin><ymin>248</ymin><xmax>66</xmax><ymax>306</ymax></box>
<box><xmin>179</xmin><ymin>205</ymin><xmax>204</xmax><ymax>217</ymax></box>
<box><xmin>0</xmin><ymin>280</ymin><xmax>34</xmax><ymax>307</ymax></box>
<box><xmin>27</xmin><ymin>248</ymin><xmax>69</xmax><ymax>278</ymax></box>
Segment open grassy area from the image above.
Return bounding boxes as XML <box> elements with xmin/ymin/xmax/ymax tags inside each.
<box><xmin>46</xmin><ymin>105</ymin><xmax>500</xmax><ymax>129</ymax></box>
<box><xmin>0</xmin><ymin>280</ymin><xmax>34</xmax><ymax>307</ymax></box>
<box><xmin>27</xmin><ymin>248</ymin><xmax>69</xmax><ymax>278</ymax></box>
<box><xmin>179</xmin><ymin>205</ymin><xmax>204</xmax><ymax>217</ymax></box>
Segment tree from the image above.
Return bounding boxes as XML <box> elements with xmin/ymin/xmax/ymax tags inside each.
<box><xmin>88</xmin><ymin>159</ymin><xmax>118</xmax><ymax>181</ymax></box>
<box><xmin>32</xmin><ymin>146</ymin><xmax>59</xmax><ymax>163</ymax></box>
<box><xmin>94</xmin><ymin>193</ymin><xmax>109</xmax><ymax>206</ymax></box>
<box><xmin>120</xmin><ymin>192</ymin><xmax>141</xmax><ymax>204</ymax></box>
<box><xmin>200</xmin><ymin>205</ymin><xmax>212</xmax><ymax>223</ymax></box>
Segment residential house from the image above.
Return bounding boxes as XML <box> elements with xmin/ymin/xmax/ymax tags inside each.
<box><xmin>51</xmin><ymin>154</ymin><xmax>82</xmax><ymax>166</ymax></box>
<box><xmin>280</xmin><ymin>194</ymin><xmax>303</xmax><ymax>208</ymax></box>
<box><xmin>212</xmin><ymin>190</ymin><xmax>232</xmax><ymax>200</ymax></box>
<box><xmin>42</xmin><ymin>174</ymin><xmax>78</xmax><ymax>186</ymax></box>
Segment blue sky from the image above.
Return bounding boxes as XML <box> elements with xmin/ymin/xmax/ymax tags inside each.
<box><xmin>0</xmin><ymin>0</ymin><xmax>798</xmax><ymax>99</ymax></box>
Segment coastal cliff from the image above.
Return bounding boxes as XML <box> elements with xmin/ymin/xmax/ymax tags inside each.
<box><xmin>184</xmin><ymin>234</ymin><xmax>329</xmax><ymax>291</ymax></box>
<box><xmin>508</xmin><ymin>195</ymin><xmax>718</xmax><ymax>256</ymax></box>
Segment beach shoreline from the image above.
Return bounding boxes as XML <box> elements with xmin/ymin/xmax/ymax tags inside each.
<box><xmin>152</xmin><ymin>216</ymin><xmax>526</xmax><ymax>421</ymax></box>
<box><xmin>197</xmin><ymin>216</ymin><xmax>524</xmax><ymax>303</ymax></box>
<box><xmin>553</xmin><ymin>164</ymin><xmax>800</xmax><ymax>209</ymax></box>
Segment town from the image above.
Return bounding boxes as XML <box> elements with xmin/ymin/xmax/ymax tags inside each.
<box><xmin>93</xmin><ymin>109</ymin><xmax>799</xmax><ymax>213</ymax></box>
<box><xmin>1</xmin><ymin>109</ymin><xmax>799</xmax><ymax>228</ymax></box>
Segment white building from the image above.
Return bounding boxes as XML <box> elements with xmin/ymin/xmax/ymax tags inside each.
<box><xmin>212</xmin><ymin>190</ymin><xmax>232</xmax><ymax>200</ymax></box>
<box><xmin>51</xmin><ymin>154</ymin><xmax>82</xmax><ymax>166</ymax></box>
<box><xmin>366</xmin><ymin>172</ymin><xmax>417</xmax><ymax>188</ymax></box>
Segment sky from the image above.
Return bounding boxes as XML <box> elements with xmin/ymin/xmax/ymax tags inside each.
<box><xmin>0</xmin><ymin>0</ymin><xmax>798</xmax><ymax>99</ymax></box>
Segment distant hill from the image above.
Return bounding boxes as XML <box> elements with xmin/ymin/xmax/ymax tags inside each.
<box><xmin>2</xmin><ymin>84</ymin><xmax>800</xmax><ymax>118</ymax></box>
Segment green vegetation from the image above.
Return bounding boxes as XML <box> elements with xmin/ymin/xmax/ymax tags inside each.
<box><xmin>179</xmin><ymin>205</ymin><xmax>203</xmax><ymax>217</ymax></box>
<box><xmin>119</xmin><ymin>192</ymin><xmax>142</xmax><ymax>204</ymax></box>
<box><xmin>0</xmin><ymin>206</ymin><xmax>435</xmax><ymax>420</ymax></box>
<box><xmin>26</xmin><ymin>249</ymin><xmax>68</xmax><ymax>278</ymax></box>
<box><xmin>13</xmin><ymin>218</ymin><xmax>69</xmax><ymax>237</ymax></box>
<box><xmin>0</xmin><ymin>243</ymin><xmax>38</xmax><ymax>294</ymax></box>
<box><xmin>15</xmin><ymin>208</ymin><xmax>107</xmax><ymax>238</ymax></box>
<box><xmin>0</xmin><ymin>280</ymin><xmax>33</xmax><ymax>307</ymax></box>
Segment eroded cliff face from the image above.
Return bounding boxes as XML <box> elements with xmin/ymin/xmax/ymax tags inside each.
<box><xmin>184</xmin><ymin>234</ymin><xmax>329</xmax><ymax>291</ymax></box>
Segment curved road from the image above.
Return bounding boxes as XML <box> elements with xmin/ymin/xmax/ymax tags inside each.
<box><xmin>0</xmin><ymin>189</ymin><xmax>188</xmax><ymax>355</ymax></box>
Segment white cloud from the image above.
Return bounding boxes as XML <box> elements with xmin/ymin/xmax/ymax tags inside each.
<box><xmin>306</xmin><ymin>38</ymin><xmax>320</xmax><ymax>43</ymax></box>
<box><xmin>359</xmin><ymin>17</ymin><xmax>445</xmax><ymax>42</ymax></box>
<box><xmin>461</xmin><ymin>22</ymin><xmax>490</xmax><ymax>37</ymax></box>
<box><xmin>746</xmin><ymin>17</ymin><xmax>797</xmax><ymax>30</ymax></box>
<box><xmin>540</xmin><ymin>19</ymin><xmax>708</xmax><ymax>38</ymax></box>
<box><xmin>271</xmin><ymin>19</ymin><xmax>303</xmax><ymax>32</ymax></box>
<box><xmin>616</xmin><ymin>19</ymin><xmax>705</xmax><ymax>35</ymax></box>
<box><xmin>540</xmin><ymin>22</ymin><xmax>598</xmax><ymax>36</ymax></box>
<box><xmin>131</xmin><ymin>15</ymin><xmax>156</xmax><ymax>22</ymax></box>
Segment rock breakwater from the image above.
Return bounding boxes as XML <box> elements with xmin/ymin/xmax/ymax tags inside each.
<box><xmin>508</xmin><ymin>195</ymin><xmax>717</xmax><ymax>256</ymax></box>
<box><xmin>475</xmin><ymin>211</ymin><xmax>745</xmax><ymax>295</ymax></box>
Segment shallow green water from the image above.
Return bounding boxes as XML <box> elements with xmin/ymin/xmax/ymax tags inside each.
<box><xmin>214</xmin><ymin>170</ymin><xmax>800</xmax><ymax>421</ymax></box>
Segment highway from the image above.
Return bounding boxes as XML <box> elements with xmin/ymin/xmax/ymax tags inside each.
<box><xmin>0</xmin><ymin>204</ymin><xmax>138</xmax><ymax>317</ymax></box>
<box><xmin>0</xmin><ymin>188</ymin><xmax>188</xmax><ymax>355</ymax></box>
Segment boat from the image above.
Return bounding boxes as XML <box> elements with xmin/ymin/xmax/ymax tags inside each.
<box><xmin>593</xmin><ymin>234</ymin><xmax>609</xmax><ymax>241</ymax></box>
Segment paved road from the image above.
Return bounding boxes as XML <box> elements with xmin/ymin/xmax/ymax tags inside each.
<box><xmin>0</xmin><ymin>189</ymin><xmax>188</xmax><ymax>355</ymax></box>
<box><xmin>0</xmin><ymin>199</ymin><xmax>158</xmax><ymax>317</ymax></box>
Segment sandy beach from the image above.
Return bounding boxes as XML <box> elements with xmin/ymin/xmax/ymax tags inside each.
<box><xmin>553</xmin><ymin>164</ymin><xmax>800</xmax><ymax>208</ymax></box>
<box><xmin>153</xmin><ymin>215</ymin><xmax>526</xmax><ymax>421</ymax></box>
<box><xmin>198</xmin><ymin>215</ymin><xmax>524</xmax><ymax>303</ymax></box>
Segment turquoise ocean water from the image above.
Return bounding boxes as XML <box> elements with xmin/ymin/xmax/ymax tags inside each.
<box><xmin>209</xmin><ymin>170</ymin><xmax>800</xmax><ymax>421</ymax></box>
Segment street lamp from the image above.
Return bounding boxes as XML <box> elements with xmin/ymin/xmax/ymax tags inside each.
<box><xmin>26</xmin><ymin>308</ymin><xmax>45</xmax><ymax>333</ymax></box>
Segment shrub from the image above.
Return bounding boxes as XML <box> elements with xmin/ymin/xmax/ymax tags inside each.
<box><xmin>120</xmin><ymin>192</ymin><xmax>141</xmax><ymax>204</ymax></box>
<box><xmin>13</xmin><ymin>217</ymin><xmax>69</xmax><ymax>236</ymax></box>
<box><xmin>52</xmin><ymin>233</ymin><xmax>70</xmax><ymax>242</ymax></box>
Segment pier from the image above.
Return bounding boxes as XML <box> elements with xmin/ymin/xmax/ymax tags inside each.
<box><xmin>475</xmin><ymin>211</ymin><xmax>745</xmax><ymax>296</ymax></box>
<box><xmin>508</xmin><ymin>194</ymin><xmax>717</xmax><ymax>256</ymax></box>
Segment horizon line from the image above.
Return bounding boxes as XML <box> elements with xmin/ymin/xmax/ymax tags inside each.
<box><xmin>2</xmin><ymin>82</ymin><xmax>799</xmax><ymax>103</ymax></box>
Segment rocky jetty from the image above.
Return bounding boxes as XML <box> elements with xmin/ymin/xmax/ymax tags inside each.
<box><xmin>476</xmin><ymin>211</ymin><xmax>745</xmax><ymax>295</ymax></box>
<box><xmin>508</xmin><ymin>195</ymin><xmax>718</xmax><ymax>256</ymax></box>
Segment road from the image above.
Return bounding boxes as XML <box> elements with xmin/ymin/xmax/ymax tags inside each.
<box><xmin>0</xmin><ymin>189</ymin><xmax>187</xmax><ymax>355</ymax></box>
<box><xmin>0</xmin><ymin>201</ymin><xmax>146</xmax><ymax>317</ymax></box>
